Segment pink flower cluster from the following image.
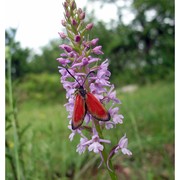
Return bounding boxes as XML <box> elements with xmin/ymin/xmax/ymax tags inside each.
<box><xmin>57</xmin><ymin>0</ymin><xmax>132</xmax><ymax>167</ymax></box>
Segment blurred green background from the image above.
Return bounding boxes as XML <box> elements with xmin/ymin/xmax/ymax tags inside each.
<box><xmin>5</xmin><ymin>0</ymin><xmax>174</xmax><ymax>179</ymax></box>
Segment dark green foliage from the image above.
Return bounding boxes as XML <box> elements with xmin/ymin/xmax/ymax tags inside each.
<box><xmin>14</xmin><ymin>73</ymin><xmax>65</xmax><ymax>103</ymax></box>
<box><xmin>5</xmin><ymin>28</ymin><xmax>31</xmax><ymax>79</ymax></box>
<box><xmin>28</xmin><ymin>40</ymin><xmax>60</xmax><ymax>74</ymax></box>
<box><xmin>88</xmin><ymin>0</ymin><xmax>174</xmax><ymax>84</ymax></box>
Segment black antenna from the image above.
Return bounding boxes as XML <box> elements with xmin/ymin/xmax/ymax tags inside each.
<box><xmin>82</xmin><ymin>71</ymin><xmax>95</xmax><ymax>86</ymax></box>
<box><xmin>65</xmin><ymin>68</ymin><xmax>81</xmax><ymax>86</ymax></box>
<box><xmin>65</xmin><ymin>68</ymin><xmax>95</xmax><ymax>87</ymax></box>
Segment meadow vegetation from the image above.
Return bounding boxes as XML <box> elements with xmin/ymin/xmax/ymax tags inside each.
<box><xmin>6</xmin><ymin>80</ymin><xmax>174</xmax><ymax>179</ymax></box>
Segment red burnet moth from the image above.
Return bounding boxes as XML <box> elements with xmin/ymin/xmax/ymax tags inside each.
<box><xmin>65</xmin><ymin>68</ymin><xmax>110</xmax><ymax>130</ymax></box>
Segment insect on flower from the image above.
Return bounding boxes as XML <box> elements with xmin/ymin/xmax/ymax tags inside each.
<box><xmin>65</xmin><ymin>68</ymin><xmax>111</xmax><ymax>130</ymax></box>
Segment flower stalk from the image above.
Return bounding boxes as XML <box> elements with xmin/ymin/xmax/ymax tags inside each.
<box><xmin>6</xmin><ymin>33</ymin><xmax>21</xmax><ymax>180</ymax></box>
<box><xmin>94</xmin><ymin>121</ymin><xmax>117</xmax><ymax>180</ymax></box>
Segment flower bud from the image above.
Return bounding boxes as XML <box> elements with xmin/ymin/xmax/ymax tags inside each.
<box><xmin>79</xmin><ymin>11</ymin><xmax>85</xmax><ymax>20</ymax></box>
<box><xmin>91</xmin><ymin>38</ymin><xmax>99</xmax><ymax>46</ymax></box>
<box><xmin>65</xmin><ymin>10</ymin><xmax>70</xmax><ymax>18</ymax></box>
<box><xmin>86</xmin><ymin>23</ymin><xmax>93</xmax><ymax>30</ymax></box>
<box><xmin>60</xmin><ymin>44</ymin><xmax>73</xmax><ymax>53</ymax></box>
<box><xmin>71</xmin><ymin>0</ymin><xmax>76</xmax><ymax>10</ymax></box>
<box><xmin>71</xmin><ymin>19</ymin><xmax>77</xmax><ymax>26</ymax></box>
<box><xmin>78</xmin><ymin>8</ymin><xmax>82</xmax><ymax>14</ymax></box>
<box><xmin>63</xmin><ymin>2</ymin><xmax>68</xmax><ymax>9</ymax></box>
<box><xmin>61</xmin><ymin>20</ymin><xmax>66</xmax><ymax>27</ymax></box>
<box><xmin>74</xmin><ymin>35</ymin><xmax>81</xmax><ymax>43</ymax></box>
<box><xmin>56</xmin><ymin>58</ymin><xmax>71</xmax><ymax>66</ymax></box>
<box><xmin>58</xmin><ymin>32</ymin><xmax>67</xmax><ymax>39</ymax></box>
<box><xmin>82</xmin><ymin>57</ymin><xmax>88</xmax><ymax>66</ymax></box>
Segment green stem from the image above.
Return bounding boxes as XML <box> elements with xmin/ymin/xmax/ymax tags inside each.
<box><xmin>94</xmin><ymin>121</ymin><xmax>117</xmax><ymax>180</ymax></box>
<box><xmin>7</xmin><ymin>44</ymin><xmax>21</xmax><ymax>180</ymax></box>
